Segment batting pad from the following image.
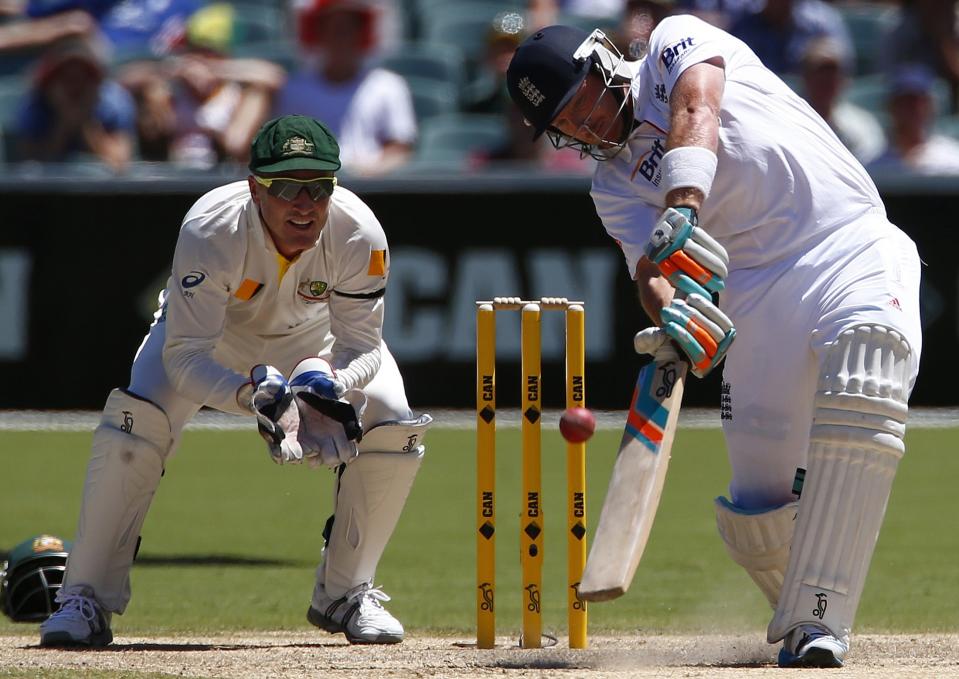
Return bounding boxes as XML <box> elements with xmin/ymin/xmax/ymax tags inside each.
<box><xmin>715</xmin><ymin>498</ymin><xmax>797</xmax><ymax>609</ymax></box>
<box><xmin>358</xmin><ymin>414</ymin><xmax>433</xmax><ymax>454</ymax></box>
<box><xmin>64</xmin><ymin>389</ymin><xmax>173</xmax><ymax>613</ymax></box>
<box><xmin>320</xmin><ymin>441</ymin><xmax>426</xmax><ymax>599</ymax></box>
<box><xmin>768</xmin><ymin>325</ymin><xmax>911</xmax><ymax>643</ymax></box>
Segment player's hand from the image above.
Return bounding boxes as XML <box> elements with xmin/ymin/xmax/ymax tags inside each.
<box><xmin>645</xmin><ymin>207</ymin><xmax>729</xmax><ymax>299</ymax></box>
<box><xmin>249</xmin><ymin>364</ymin><xmax>304</xmax><ymax>463</ymax></box>
<box><xmin>634</xmin><ymin>294</ymin><xmax>735</xmax><ymax>378</ymax></box>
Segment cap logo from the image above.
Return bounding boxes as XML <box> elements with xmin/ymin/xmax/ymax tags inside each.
<box><xmin>518</xmin><ymin>76</ymin><xmax>545</xmax><ymax>107</ymax></box>
<box><xmin>281</xmin><ymin>135</ymin><xmax>315</xmax><ymax>157</ymax></box>
<box><xmin>33</xmin><ymin>535</ymin><xmax>65</xmax><ymax>553</ymax></box>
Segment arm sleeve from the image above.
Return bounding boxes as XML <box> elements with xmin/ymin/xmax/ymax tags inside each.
<box><xmin>327</xmin><ymin>209</ymin><xmax>390</xmax><ymax>391</ymax></box>
<box><xmin>648</xmin><ymin>15</ymin><xmax>729</xmax><ymax>96</ymax></box>
<box><xmin>162</xmin><ymin>220</ymin><xmax>251</xmax><ymax>415</ymax></box>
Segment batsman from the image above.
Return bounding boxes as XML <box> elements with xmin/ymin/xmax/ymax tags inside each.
<box><xmin>507</xmin><ymin>17</ymin><xmax>922</xmax><ymax>668</ymax></box>
<box><xmin>40</xmin><ymin>115</ymin><xmax>431</xmax><ymax>647</ymax></box>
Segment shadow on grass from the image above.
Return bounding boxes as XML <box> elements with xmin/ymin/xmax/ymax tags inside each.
<box><xmin>132</xmin><ymin>554</ymin><xmax>299</xmax><ymax>567</ymax></box>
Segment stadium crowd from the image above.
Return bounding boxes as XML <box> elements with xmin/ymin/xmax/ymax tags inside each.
<box><xmin>0</xmin><ymin>0</ymin><xmax>957</xmax><ymax>175</ymax></box>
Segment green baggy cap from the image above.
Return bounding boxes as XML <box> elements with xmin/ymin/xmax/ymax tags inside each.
<box><xmin>249</xmin><ymin>115</ymin><xmax>342</xmax><ymax>174</ymax></box>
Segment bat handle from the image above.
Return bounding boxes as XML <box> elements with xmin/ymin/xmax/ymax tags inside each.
<box><xmin>654</xmin><ymin>339</ymin><xmax>681</xmax><ymax>363</ymax></box>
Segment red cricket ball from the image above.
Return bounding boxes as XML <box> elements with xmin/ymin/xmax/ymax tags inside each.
<box><xmin>559</xmin><ymin>407</ymin><xmax>596</xmax><ymax>443</ymax></box>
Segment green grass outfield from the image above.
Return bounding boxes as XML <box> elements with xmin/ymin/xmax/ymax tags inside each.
<box><xmin>2</xmin><ymin>424</ymin><xmax>958</xmax><ymax>640</ymax></box>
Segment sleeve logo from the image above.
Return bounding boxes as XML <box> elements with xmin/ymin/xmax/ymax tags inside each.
<box><xmin>181</xmin><ymin>271</ymin><xmax>206</xmax><ymax>288</ymax></box>
<box><xmin>660</xmin><ymin>36</ymin><xmax>695</xmax><ymax>73</ymax></box>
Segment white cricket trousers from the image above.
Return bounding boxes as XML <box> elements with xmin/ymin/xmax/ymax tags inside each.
<box><xmin>718</xmin><ymin>212</ymin><xmax>923</xmax><ymax>509</ymax></box>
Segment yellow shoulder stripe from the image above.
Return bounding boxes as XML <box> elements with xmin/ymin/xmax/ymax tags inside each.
<box><xmin>368</xmin><ymin>249</ymin><xmax>386</xmax><ymax>276</ymax></box>
<box><xmin>235</xmin><ymin>279</ymin><xmax>264</xmax><ymax>300</ymax></box>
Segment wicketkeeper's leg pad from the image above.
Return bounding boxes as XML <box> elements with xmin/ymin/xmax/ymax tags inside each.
<box><xmin>63</xmin><ymin>389</ymin><xmax>173</xmax><ymax>613</ymax></box>
<box><xmin>715</xmin><ymin>498</ymin><xmax>797</xmax><ymax>609</ymax></box>
<box><xmin>768</xmin><ymin>324</ymin><xmax>911</xmax><ymax>644</ymax></box>
<box><xmin>319</xmin><ymin>415</ymin><xmax>432</xmax><ymax>599</ymax></box>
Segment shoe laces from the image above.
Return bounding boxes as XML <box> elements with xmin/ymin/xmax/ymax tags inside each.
<box><xmin>346</xmin><ymin>584</ymin><xmax>391</xmax><ymax>612</ymax></box>
<box><xmin>791</xmin><ymin>624</ymin><xmax>841</xmax><ymax>653</ymax></box>
<box><xmin>53</xmin><ymin>591</ymin><xmax>100</xmax><ymax>625</ymax></box>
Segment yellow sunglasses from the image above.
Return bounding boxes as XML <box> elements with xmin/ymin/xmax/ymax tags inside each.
<box><xmin>253</xmin><ymin>175</ymin><xmax>337</xmax><ymax>201</ymax></box>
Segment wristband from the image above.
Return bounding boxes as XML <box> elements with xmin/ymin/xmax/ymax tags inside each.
<box><xmin>661</xmin><ymin>146</ymin><xmax>718</xmax><ymax>199</ymax></box>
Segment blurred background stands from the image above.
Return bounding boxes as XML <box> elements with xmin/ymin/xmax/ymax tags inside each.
<box><xmin>1</xmin><ymin>0</ymin><xmax>959</xmax><ymax>172</ymax></box>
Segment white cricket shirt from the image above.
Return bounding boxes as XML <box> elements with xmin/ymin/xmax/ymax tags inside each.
<box><xmin>161</xmin><ymin>181</ymin><xmax>389</xmax><ymax>414</ymax></box>
<box><xmin>591</xmin><ymin>14</ymin><xmax>885</xmax><ymax>278</ymax></box>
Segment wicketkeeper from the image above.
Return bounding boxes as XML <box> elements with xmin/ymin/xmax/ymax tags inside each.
<box><xmin>40</xmin><ymin>115</ymin><xmax>431</xmax><ymax>647</ymax></box>
<box><xmin>506</xmin><ymin>18</ymin><xmax>922</xmax><ymax>668</ymax></box>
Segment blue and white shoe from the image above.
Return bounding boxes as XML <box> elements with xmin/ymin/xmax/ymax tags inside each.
<box><xmin>777</xmin><ymin>624</ymin><xmax>848</xmax><ymax>668</ymax></box>
<box><xmin>40</xmin><ymin>588</ymin><xmax>113</xmax><ymax>647</ymax></box>
<box><xmin>307</xmin><ymin>582</ymin><xmax>404</xmax><ymax>645</ymax></box>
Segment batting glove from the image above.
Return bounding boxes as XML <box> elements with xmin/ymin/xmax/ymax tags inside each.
<box><xmin>634</xmin><ymin>294</ymin><xmax>736</xmax><ymax>378</ymax></box>
<box><xmin>645</xmin><ymin>207</ymin><xmax>729</xmax><ymax>299</ymax></box>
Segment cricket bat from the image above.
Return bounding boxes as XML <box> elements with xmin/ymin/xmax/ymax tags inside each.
<box><xmin>579</xmin><ymin>352</ymin><xmax>686</xmax><ymax>602</ymax></box>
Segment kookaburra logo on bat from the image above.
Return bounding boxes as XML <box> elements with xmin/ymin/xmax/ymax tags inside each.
<box><xmin>657</xmin><ymin>361</ymin><xmax>678</xmax><ymax>398</ymax></box>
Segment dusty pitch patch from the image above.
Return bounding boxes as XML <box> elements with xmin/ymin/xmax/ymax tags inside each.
<box><xmin>2</xmin><ymin>633</ymin><xmax>957</xmax><ymax>678</ymax></box>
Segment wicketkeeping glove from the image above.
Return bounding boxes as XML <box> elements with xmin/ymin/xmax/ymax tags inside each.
<box><xmin>645</xmin><ymin>207</ymin><xmax>729</xmax><ymax>299</ymax></box>
<box><xmin>249</xmin><ymin>364</ymin><xmax>305</xmax><ymax>464</ymax></box>
<box><xmin>289</xmin><ymin>356</ymin><xmax>341</xmax><ymax>399</ymax></box>
<box><xmin>295</xmin><ymin>390</ymin><xmax>367</xmax><ymax>467</ymax></box>
<box><xmin>634</xmin><ymin>293</ymin><xmax>736</xmax><ymax>378</ymax></box>
<box><xmin>287</xmin><ymin>357</ymin><xmax>366</xmax><ymax>468</ymax></box>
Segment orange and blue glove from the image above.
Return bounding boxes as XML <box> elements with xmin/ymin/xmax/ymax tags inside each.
<box><xmin>645</xmin><ymin>207</ymin><xmax>729</xmax><ymax>299</ymax></box>
<box><xmin>634</xmin><ymin>293</ymin><xmax>736</xmax><ymax>378</ymax></box>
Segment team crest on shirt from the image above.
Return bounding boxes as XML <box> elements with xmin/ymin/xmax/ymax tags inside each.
<box><xmin>283</xmin><ymin>136</ymin><xmax>315</xmax><ymax>156</ymax></box>
<box><xmin>298</xmin><ymin>279</ymin><xmax>330</xmax><ymax>303</ymax></box>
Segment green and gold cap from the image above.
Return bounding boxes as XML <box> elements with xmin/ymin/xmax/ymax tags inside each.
<box><xmin>249</xmin><ymin>115</ymin><xmax>341</xmax><ymax>174</ymax></box>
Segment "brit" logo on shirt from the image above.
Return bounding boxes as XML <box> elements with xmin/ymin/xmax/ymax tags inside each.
<box><xmin>661</xmin><ymin>36</ymin><xmax>695</xmax><ymax>73</ymax></box>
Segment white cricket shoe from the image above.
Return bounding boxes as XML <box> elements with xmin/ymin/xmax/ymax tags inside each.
<box><xmin>777</xmin><ymin>624</ymin><xmax>848</xmax><ymax>668</ymax></box>
<box><xmin>40</xmin><ymin>589</ymin><xmax>113</xmax><ymax>647</ymax></box>
<box><xmin>307</xmin><ymin>582</ymin><xmax>404</xmax><ymax>644</ymax></box>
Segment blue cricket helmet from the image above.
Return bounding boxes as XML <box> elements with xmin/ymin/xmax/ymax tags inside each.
<box><xmin>506</xmin><ymin>25</ymin><xmax>592</xmax><ymax>139</ymax></box>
